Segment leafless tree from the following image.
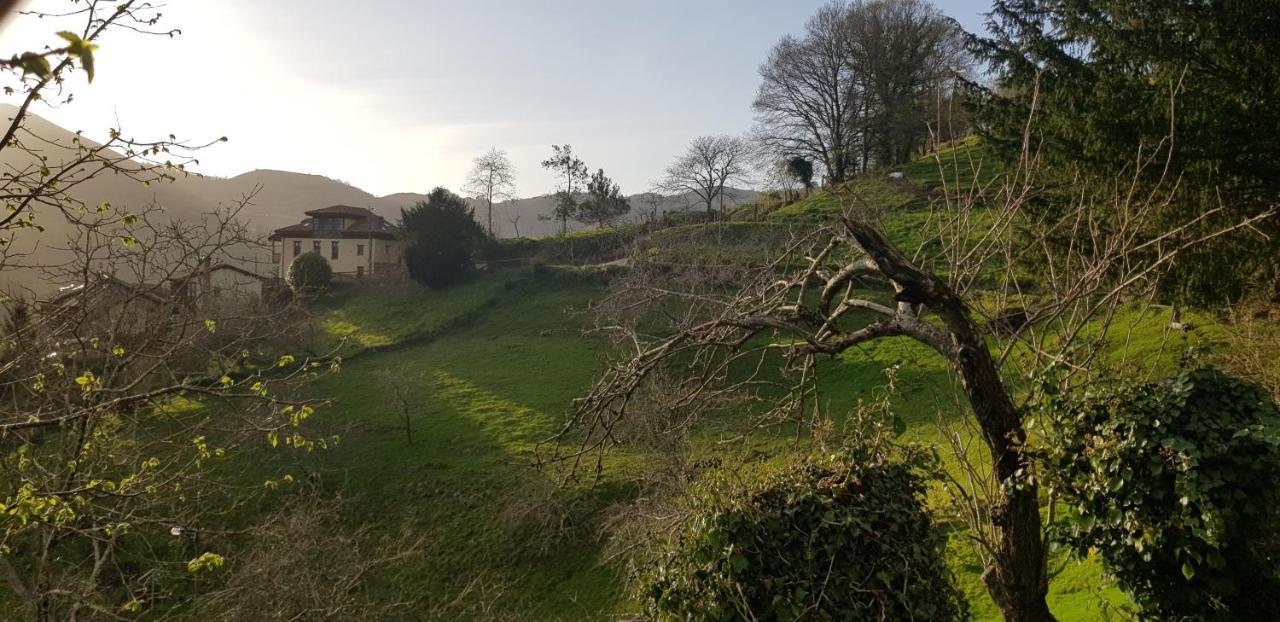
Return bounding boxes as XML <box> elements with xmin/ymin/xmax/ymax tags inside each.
<box><xmin>753</xmin><ymin>1</ymin><xmax>973</xmax><ymax>181</ymax></box>
<box><xmin>845</xmin><ymin>0</ymin><xmax>971</xmax><ymax>168</ymax></box>
<box><xmin>657</xmin><ymin>135</ymin><xmax>753</xmax><ymax>219</ymax></box>
<box><xmin>502</xmin><ymin>200</ymin><xmax>524</xmax><ymax>238</ymax></box>
<box><xmin>463</xmin><ymin>148</ymin><xmax>517</xmax><ymax>238</ymax></box>
<box><xmin>0</xmin><ymin>197</ymin><xmax>335</xmax><ymax>620</ymax></box>
<box><xmin>638</xmin><ymin>191</ymin><xmax>664</xmax><ymax>225</ymax></box>
<box><xmin>753</xmin><ymin>2</ymin><xmax>860</xmax><ymax>185</ymax></box>
<box><xmin>549</xmin><ymin>105</ymin><xmax>1275</xmax><ymax>620</ymax></box>
<box><xmin>0</xmin><ymin>5</ymin><xmax>333</xmax><ymax>618</ymax></box>
<box><xmin>378</xmin><ymin>369</ymin><xmax>418</xmax><ymax>445</ymax></box>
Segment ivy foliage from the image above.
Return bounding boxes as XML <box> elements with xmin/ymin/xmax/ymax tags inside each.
<box><xmin>287</xmin><ymin>251</ymin><xmax>333</xmax><ymax>292</ymax></box>
<box><xmin>1044</xmin><ymin>367</ymin><xmax>1280</xmax><ymax>620</ymax></box>
<box><xmin>637</xmin><ymin>447</ymin><xmax>967</xmax><ymax>621</ymax></box>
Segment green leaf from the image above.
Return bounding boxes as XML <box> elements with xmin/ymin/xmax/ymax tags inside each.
<box><xmin>17</xmin><ymin>52</ymin><xmax>51</xmax><ymax>79</ymax></box>
<box><xmin>56</xmin><ymin>31</ymin><xmax>96</xmax><ymax>82</ymax></box>
<box><xmin>1181</xmin><ymin>560</ymin><xmax>1196</xmax><ymax>580</ymax></box>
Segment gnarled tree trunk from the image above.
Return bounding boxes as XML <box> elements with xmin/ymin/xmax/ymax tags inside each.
<box><xmin>845</xmin><ymin>220</ymin><xmax>1054</xmax><ymax>622</ymax></box>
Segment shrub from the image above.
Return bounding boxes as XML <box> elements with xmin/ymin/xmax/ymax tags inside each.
<box><xmin>1044</xmin><ymin>367</ymin><xmax>1280</xmax><ymax>620</ymax></box>
<box><xmin>287</xmin><ymin>251</ymin><xmax>332</xmax><ymax>292</ymax></box>
<box><xmin>637</xmin><ymin>450</ymin><xmax>967</xmax><ymax>621</ymax></box>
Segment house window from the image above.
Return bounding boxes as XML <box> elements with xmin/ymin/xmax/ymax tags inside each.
<box><xmin>357</xmin><ymin>244</ymin><xmax>364</xmax><ymax>256</ymax></box>
<box><xmin>331</xmin><ymin>241</ymin><xmax>340</xmax><ymax>259</ymax></box>
<box><xmin>385</xmin><ymin>244</ymin><xmax>391</xmax><ymax>256</ymax></box>
<box><xmin>356</xmin><ymin>266</ymin><xmax>364</xmax><ymax>278</ymax></box>
<box><xmin>312</xmin><ymin>241</ymin><xmax>321</xmax><ymax>253</ymax></box>
<box><xmin>292</xmin><ymin>240</ymin><xmax>301</xmax><ymax>256</ymax></box>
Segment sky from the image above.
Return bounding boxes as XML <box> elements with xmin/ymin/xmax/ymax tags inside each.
<box><xmin>2</xmin><ymin>0</ymin><xmax>993</xmax><ymax>198</ymax></box>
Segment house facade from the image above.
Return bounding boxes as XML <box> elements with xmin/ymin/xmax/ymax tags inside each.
<box><xmin>268</xmin><ymin>205</ymin><xmax>403</xmax><ymax>279</ymax></box>
<box><xmin>169</xmin><ymin>262</ymin><xmax>272</xmax><ymax>310</ymax></box>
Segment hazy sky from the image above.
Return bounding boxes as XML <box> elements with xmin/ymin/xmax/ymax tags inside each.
<box><xmin>3</xmin><ymin>0</ymin><xmax>993</xmax><ymax>198</ymax></box>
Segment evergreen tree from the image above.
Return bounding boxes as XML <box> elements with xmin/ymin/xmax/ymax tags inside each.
<box><xmin>969</xmin><ymin>0</ymin><xmax>1280</xmax><ymax>308</ymax></box>
<box><xmin>399</xmin><ymin>187</ymin><xmax>486</xmax><ymax>289</ymax></box>
<box><xmin>540</xmin><ymin>145</ymin><xmax>589</xmax><ymax>235</ymax></box>
<box><xmin>786</xmin><ymin>156</ymin><xmax>815</xmax><ymax>196</ymax></box>
<box><xmin>577</xmin><ymin>168</ymin><xmax>631</xmax><ymax>228</ymax></box>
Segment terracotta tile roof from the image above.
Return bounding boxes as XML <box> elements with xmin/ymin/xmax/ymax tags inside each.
<box><xmin>304</xmin><ymin>205</ymin><xmax>378</xmax><ymax>218</ymax></box>
<box><xmin>268</xmin><ymin>208</ymin><xmax>398</xmax><ymax>241</ymax></box>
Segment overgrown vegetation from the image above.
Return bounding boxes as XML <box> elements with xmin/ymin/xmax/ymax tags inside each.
<box><xmin>1043</xmin><ymin>368</ymin><xmax>1280</xmax><ymax>620</ymax></box>
<box><xmin>638</xmin><ymin>446</ymin><xmax>967</xmax><ymax>621</ymax></box>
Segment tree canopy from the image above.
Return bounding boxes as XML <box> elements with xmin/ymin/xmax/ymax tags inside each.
<box><xmin>399</xmin><ymin>187</ymin><xmax>486</xmax><ymax>289</ymax></box>
<box><xmin>969</xmin><ymin>0</ymin><xmax>1280</xmax><ymax>307</ymax></box>
<box><xmin>577</xmin><ymin>168</ymin><xmax>630</xmax><ymax>228</ymax></box>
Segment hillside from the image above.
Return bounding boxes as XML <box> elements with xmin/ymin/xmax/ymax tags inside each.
<box><xmin>214</xmin><ymin>145</ymin><xmax>1184</xmax><ymax>620</ymax></box>
<box><xmin>0</xmin><ymin>105</ymin><xmax>754</xmax><ymax>295</ymax></box>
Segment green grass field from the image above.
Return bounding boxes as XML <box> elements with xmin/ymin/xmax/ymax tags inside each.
<box><xmin>215</xmin><ymin>142</ymin><xmax>1245</xmax><ymax>620</ymax></box>
<box><xmin>220</xmin><ymin>267</ymin><xmax>1235</xmax><ymax>620</ymax></box>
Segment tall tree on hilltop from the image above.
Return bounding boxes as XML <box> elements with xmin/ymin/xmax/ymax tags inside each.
<box><xmin>845</xmin><ymin>0</ymin><xmax>970</xmax><ymax>167</ymax></box>
<box><xmin>658</xmin><ymin>135</ymin><xmax>753</xmax><ymax>218</ymax></box>
<box><xmin>463</xmin><ymin>147</ymin><xmax>517</xmax><ymax>238</ymax></box>
<box><xmin>540</xmin><ymin>144</ymin><xmax>589</xmax><ymax>235</ymax></box>
<box><xmin>754</xmin><ymin>1</ymin><xmax>973</xmax><ymax>183</ymax></box>
<box><xmin>968</xmin><ymin>0</ymin><xmax>1280</xmax><ymax>308</ymax></box>
<box><xmin>399</xmin><ymin>187</ymin><xmax>485</xmax><ymax>288</ymax></box>
<box><xmin>577</xmin><ymin>169</ymin><xmax>631</xmax><ymax>228</ymax></box>
<box><xmin>754</xmin><ymin>2</ymin><xmax>859</xmax><ymax>185</ymax></box>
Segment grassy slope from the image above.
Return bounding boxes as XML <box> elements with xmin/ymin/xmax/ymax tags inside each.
<box><xmin>276</xmin><ymin>274</ymin><xmax>629</xmax><ymax>618</ymax></box>
<box><xmin>275</xmin><ymin>281</ymin><xmax>1223</xmax><ymax>620</ymax></box>
<box><xmin>244</xmin><ymin>142</ymin><xmax>1235</xmax><ymax>620</ymax></box>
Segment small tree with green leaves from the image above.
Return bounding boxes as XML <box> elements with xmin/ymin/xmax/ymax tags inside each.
<box><xmin>287</xmin><ymin>251</ymin><xmax>333</xmax><ymax>293</ymax></box>
<box><xmin>1043</xmin><ymin>367</ymin><xmax>1280</xmax><ymax>620</ymax></box>
<box><xmin>399</xmin><ymin>187</ymin><xmax>486</xmax><ymax>289</ymax></box>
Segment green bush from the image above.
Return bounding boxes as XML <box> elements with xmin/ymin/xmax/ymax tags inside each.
<box><xmin>1044</xmin><ymin>367</ymin><xmax>1280</xmax><ymax>620</ymax></box>
<box><xmin>637</xmin><ymin>450</ymin><xmax>967</xmax><ymax>621</ymax></box>
<box><xmin>287</xmin><ymin>251</ymin><xmax>332</xmax><ymax>292</ymax></box>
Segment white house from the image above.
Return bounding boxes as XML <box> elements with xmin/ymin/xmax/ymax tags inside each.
<box><xmin>268</xmin><ymin>205</ymin><xmax>403</xmax><ymax>279</ymax></box>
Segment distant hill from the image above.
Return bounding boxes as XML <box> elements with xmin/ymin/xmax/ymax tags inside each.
<box><xmin>0</xmin><ymin>105</ymin><xmax>755</xmax><ymax>295</ymax></box>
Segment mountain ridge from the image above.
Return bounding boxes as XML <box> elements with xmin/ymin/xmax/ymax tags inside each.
<box><xmin>0</xmin><ymin>105</ymin><xmax>756</xmax><ymax>294</ymax></box>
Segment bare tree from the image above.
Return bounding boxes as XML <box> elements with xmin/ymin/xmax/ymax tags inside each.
<box><xmin>753</xmin><ymin>2</ymin><xmax>860</xmax><ymax>185</ymax></box>
<box><xmin>379</xmin><ymin>369</ymin><xmax>418</xmax><ymax>445</ymax></box>
<box><xmin>657</xmin><ymin>135</ymin><xmax>752</xmax><ymax>219</ymax></box>
<box><xmin>0</xmin><ymin>5</ymin><xmax>333</xmax><ymax>618</ymax></box>
<box><xmin>550</xmin><ymin>112</ymin><xmax>1274</xmax><ymax>621</ymax></box>
<box><xmin>638</xmin><ymin>191</ymin><xmax>664</xmax><ymax>225</ymax></box>
<box><xmin>502</xmin><ymin>200</ymin><xmax>524</xmax><ymax>238</ymax></box>
<box><xmin>463</xmin><ymin>148</ymin><xmax>517</xmax><ymax>238</ymax></box>
<box><xmin>753</xmin><ymin>1</ymin><xmax>972</xmax><ymax>181</ymax></box>
<box><xmin>844</xmin><ymin>0</ymin><xmax>971</xmax><ymax>167</ymax></box>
